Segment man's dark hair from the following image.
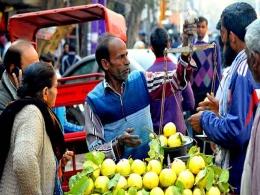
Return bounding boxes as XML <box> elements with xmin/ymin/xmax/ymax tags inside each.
<box><xmin>3</xmin><ymin>46</ymin><xmax>22</xmax><ymax>74</ymax></box>
<box><xmin>198</xmin><ymin>16</ymin><xmax>208</xmax><ymax>26</ymax></box>
<box><xmin>138</xmin><ymin>31</ymin><xmax>146</xmax><ymax>37</ymax></box>
<box><xmin>69</xmin><ymin>44</ymin><xmax>76</xmax><ymax>52</ymax></box>
<box><xmin>3</xmin><ymin>39</ymin><xmax>33</xmax><ymax>74</ymax></box>
<box><xmin>63</xmin><ymin>42</ymin><xmax>69</xmax><ymax>49</ymax></box>
<box><xmin>95</xmin><ymin>34</ymin><xmax>116</xmax><ymax>71</ymax></box>
<box><xmin>150</xmin><ymin>27</ymin><xmax>169</xmax><ymax>57</ymax></box>
<box><xmin>221</xmin><ymin>2</ymin><xmax>257</xmax><ymax>41</ymax></box>
<box><xmin>40</xmin><ymin>52</ymin><xmax>55</xmax><ymax>65</ymax></box>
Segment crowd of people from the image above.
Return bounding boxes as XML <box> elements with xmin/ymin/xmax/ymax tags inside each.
<box><xmin>0</xmin><ymin>1</ymin><xmax>260</xmax><ymax>195</ymax></box>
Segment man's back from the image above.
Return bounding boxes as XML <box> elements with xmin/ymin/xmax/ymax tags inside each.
<box><xmin>147</xmin><ymin>57</ymin><xmax>194</xmax><ymax>134</ymax></box>
<box><xmin>148</xmin><ymin>27</ymin><xmax>195</xmax><ymax>134</ymax></box>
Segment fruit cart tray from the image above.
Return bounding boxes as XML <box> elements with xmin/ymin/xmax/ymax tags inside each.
<box><xmin>174</xmin><ymin>155</ymin><xmax>190</xmax><ymax>163</ymax></box>
<box><xmin>195</xmin><ymin>134</ymin><xmax>211</xmax><ymax>142</ymax></box>
<box><xmin>163</xmin><ymin>136</ymin><xmax>193</xmax><ymax>152</ymax></box>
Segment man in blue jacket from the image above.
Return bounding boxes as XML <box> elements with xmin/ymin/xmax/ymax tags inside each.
<box><xmin>84</xmin><ymin>22</ymin><xmax>197</xmax><ymax>161</ymax></box>
<box><xmin>188</xmin><ymin>2</ymin><xmax>259</xmax><ymax>193</ymax></box>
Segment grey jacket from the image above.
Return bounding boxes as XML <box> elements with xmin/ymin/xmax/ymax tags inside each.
<box><xmin>0</xmin><ymin>71</ymin><xmax>17</xmax><ymax>115</ymax></box>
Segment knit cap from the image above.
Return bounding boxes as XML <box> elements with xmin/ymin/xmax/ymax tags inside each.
<box><xmin>221</xmin><ymin>2</ymin><xmax>257</xmax><ymax>41</ymax></box>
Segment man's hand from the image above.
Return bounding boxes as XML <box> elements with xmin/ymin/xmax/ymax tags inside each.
<box><xmin>60</xmin><ymin>150</ymin><xmax>74</xmax><ymax>168</ymax></box>
<box><xmin>181</xmin><ymin>20</ymin><xmax>197</xmax><ymax>64</ymax></box>
<box><xmin>117</xmin><ymin>128</ymin><xmax>141</xmax><ymax>147</ymax></box>
<box><xmin>197</xmin><ymin>93</ymin><xmax>219</xmax><ymax>116</ymax></box>
<box><xmin>182</xmin><ymin>20</ymin><xmax>197</xmax><ymax>47</ymax></box>
<box><xmin>188</xmin><ymin>111</ymin><xmax>203</xmax><ymax>133</ymax></box>
<box><xmin>12</xmin><ymin>68</ymin><xmax>23</xmax><ymax>89</ymax></box>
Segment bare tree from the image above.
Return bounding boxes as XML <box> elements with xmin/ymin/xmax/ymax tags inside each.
<box><xmin>108</xmin><ymin>0</ymin><xmax>149</xmax><ymax>48</ymax></box>
<box><xmin>126</xmin><ymin>0</ymin><xmax>147</xmax><ymax>47</ymax></box>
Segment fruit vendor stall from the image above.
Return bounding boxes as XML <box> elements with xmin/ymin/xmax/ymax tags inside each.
<box><xmin>7</xmin><ymin>4</ymin><xmax>231</xmax><ymax>195</ymax></box>
<box><xmin>66</xmin><ymin>126</ymin><xmax>231</xmax><ymax>195</ymax></box>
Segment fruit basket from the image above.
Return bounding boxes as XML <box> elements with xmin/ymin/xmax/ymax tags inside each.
<box><xmin>174</xmin><ymin>155</ymin><xmax>190</xmax><ymax>163</ymax></box>
<box><xmin>195</xmin><ymin>134</ymin><xmax>211</xmax><ymax>142</ymax></box>
<box><xmin>163</xmin><ymin>135</ymin><xmax>193</xmax><ymax>163</ymax></box>
<box><xmin>163</xmin><ymin>135</ymin><xmax>193</xmax><ymax>152</ymax></box>
<box><xmin>147</xmin><ymin>122</ymin><xmax>195</xmax><ymax>165</ymax></box>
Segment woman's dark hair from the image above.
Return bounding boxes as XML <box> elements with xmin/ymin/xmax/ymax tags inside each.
<box><xmin>17</xmin><ymin>61</ymin><xmax>55</xmax><ymax>99</ymax></box>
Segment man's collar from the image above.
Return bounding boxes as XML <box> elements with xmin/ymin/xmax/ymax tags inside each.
<box><xmin>2</xmin><ymin>70</ymin><xmax>18</xmax><ymax>99</ymax></box>
<box><xmin>103</xmin><ymin>79</ymin><xmax>126</xmax><ymax>94</ymax></box>
<box><xmin>103</xmin><ymin>79</ymin><xmax>109</xmax><ymax>89</ymax></box>
<box><xmin>154</xmin><ymin>56</ymin><xmax>172</xmax><ymax>63</ymax></box>
<box><xmin>3</xmin><ymin>71</ymin><xmax>17</xmax><ymax>90</ymax></box>
<box><xmin>237</xmin><ymin>49</ymin><xmax>246</xmax><ymax>58</ymax></box>
<box><xmin>195</xmin><ymin>34</ymin><xmax>209</xmax><ymax>43</ymax></box>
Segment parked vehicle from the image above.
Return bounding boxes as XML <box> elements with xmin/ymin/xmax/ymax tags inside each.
<box><xmin>63</xmin><ymin>49</ymin><xmax>178</xmax><ymax>77</ymax></box>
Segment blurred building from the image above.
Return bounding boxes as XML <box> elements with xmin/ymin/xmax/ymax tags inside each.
<box><xmin>0</xmin><ymin>0</ymin><xmax>40</xmax><ymax>33</ymax></box>
<box><xmin>168</xmin><ymin>0</ymin><xmax>259</xmax><ymax>34</ymax></box>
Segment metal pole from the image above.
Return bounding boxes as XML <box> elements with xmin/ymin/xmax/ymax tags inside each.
<box><xmin>90</xmin><ymin>0</ymin><xmax>106</xmax><ymax>54</ymax></box>
<box><xmin>76</xmin><ymin>24</ymin><xmax>80</xmax><ymax>55</ymax></box>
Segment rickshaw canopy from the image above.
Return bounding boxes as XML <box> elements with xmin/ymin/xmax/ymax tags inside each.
<box><xmin>8</xmin><ymin>3</ymin><xmax>127</xmax><ymax>44</ymax></box>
